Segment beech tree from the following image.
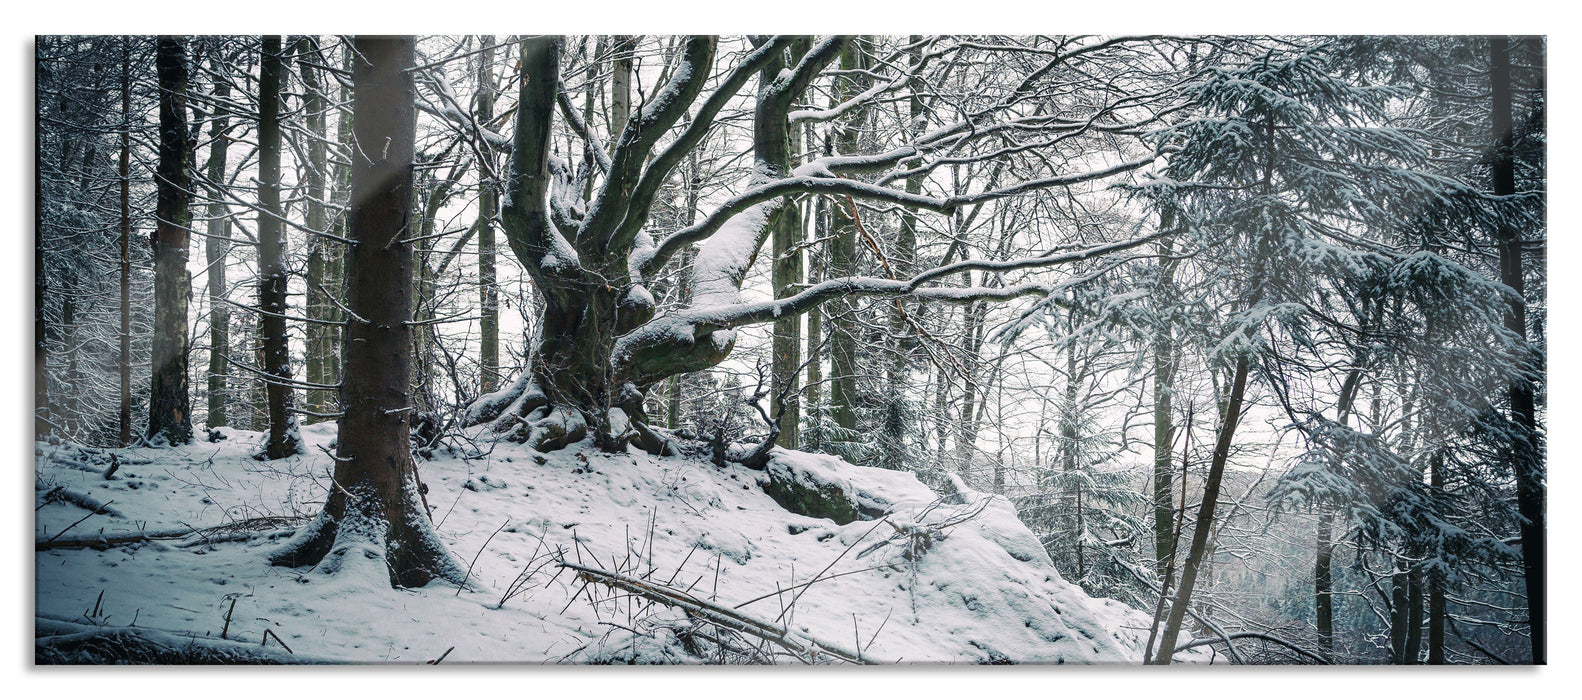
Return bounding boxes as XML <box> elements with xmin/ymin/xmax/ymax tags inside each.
<box><xmin>462</xmin><ymin>36</ymin><xmax>1182</xmax><ymax>455</ymax></box>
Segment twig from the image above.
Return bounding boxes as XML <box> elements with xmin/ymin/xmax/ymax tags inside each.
<box><xmin>560</xmin><ymin>561</ymin><xmax>882</xmax><ymax>664</ymax></box>
<box><xmin>44</xmin><ymin>502</ymin><xmax>115</xmax><ymax>544</ymax></box>
<box><xmin>458</xmin><ymin>520</ymin><xmax>510</xmax><ymax>594</ymax></box>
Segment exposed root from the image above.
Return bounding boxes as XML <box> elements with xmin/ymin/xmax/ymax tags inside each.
<box><xmin>270</xmin><ymin>480</ymin><xmax>468</xmax><ymax>589</ymax></box>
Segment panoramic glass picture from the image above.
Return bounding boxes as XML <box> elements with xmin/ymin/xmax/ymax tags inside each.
<box><xmin>34</xmin><ymin>35</ymin><xmax>1545</xmax><ymax>665</ymax></box>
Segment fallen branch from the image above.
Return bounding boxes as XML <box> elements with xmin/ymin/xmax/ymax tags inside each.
<box><xmin>36</xmin><ymin>518</ymin><xmax>305</xmax><ymax>552</ymax></box>
<box><xmin>1174</xmin><ymin>632</ymin><xmax>1328</xmax><ymax>664</ymax></box>
<box><xmin>558</xmin><ymin>561</ymin><xmax>882</xmax><ymax>664</ymax></box>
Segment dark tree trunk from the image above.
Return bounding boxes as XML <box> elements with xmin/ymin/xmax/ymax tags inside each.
<box><xmin>1490</xmin><ymin>35</ymin><xmax>1545</xmax><ymax>665</ymax></box>
<box><xmin>1151</xmin><ymin>356</ymin><xmax>1250</xmax><ymax>664</ymax></box>
<box><xmin>1391</xmin><ymin>563</ymin><xmax>1409</xmax><ymax>663</ymax></box>
<box><xmin>147</xmin><ymin>36</ymin><xmax>194</xmax><ymax>446</ymax></box>
<box><xmin>1405</xmin><ymin>567</ymin><xmax>1425</xmax><ymax>664</ymax></box>
<box><xmin>256</xmin><ymin>36</ymin><xmax>300</xmax><ymax>459</ymax></box>
<box><xmin>1315</xmin><ymin>506</ymin><xmax>1334</xmax><ymax>659</ymax></box>
<box><xmin>1428</xmin><ymin>452</ymin><xmax>1447</xmax><ymax>664</ymax></box>
<box><xmin>271</xmin><ymin>35</ymin><xmax>464</xmax><ymax>588</ymax></box>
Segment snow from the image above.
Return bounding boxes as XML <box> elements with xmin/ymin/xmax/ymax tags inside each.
<box><xmin>35</xmin><ymin>423</ymin><xmax>1167</xmax><ymax>664</ymax></box>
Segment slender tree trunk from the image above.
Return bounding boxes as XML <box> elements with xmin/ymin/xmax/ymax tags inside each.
<box><xmin>257</xmin><ymin>36</ymin><xmax>300</xmax><ymax>459</ymax></box>
<box><xmin>1405</xmin><ymin>567</ymin><xmax>1425</xmax><ymax>664</ymax></box>
<box><xmin>1391</xmin><ymin>563</ymin><xmax>1410</xmax><ymax>663</ymax></box>
<box><xmin>1152</xmin><ymin>213</ymin><xmax>1177</xmax><ymax>580</ymax></box>
<box><xmin>827</xmin><ymin>39</ymin><xmax>865</xmax><ymax>445</ymax></box>
<box><xmin>1490</xmin><ymin>35</ymin><xmax>1545</xmax><ymax>665</ymax></box>
<box><xmin>299</xmin><ymin>36</ymin><xmax>335</xmax><ymax>420</ymax></box>
<box><xmin>147</xmin><ymin>36</ymin><xmax>194</xmax><ymax>446</ymax></box>
<box><xmin>119</xmin><ymin>39</ymin><xmax>134</xmax><ymax>444</ymax></box>
<box><xmin>881</xmin><ymin>37</ymin><xmax>925</xmax><ymax>470</ymax></box>
<box><xmin>1428</xmin><ymin>452</ymin><xmax>1447</xmax><ymax>664</ymax></box>
<box><xmin>1151</xmin><ymin>356</ymin><xmax>1250</xmax><ymax>664</ymax></box>
<box><xmin>805</xmin><ymin>187</ymin><xmax>825</xmax><ymax>446</ymax></box>
<box><xmin>770</xmin><ymin>41</ymin><xmax>808</xmax><ymax>450</ymax></box>
<box><xmin>477</xmin><ymin>35</ymin><xmax>501</xmax><ymax>394</ymax></box>
<box><xmin>271</xmin><ymin>35</ymin><xmax>464</xmax><ymax>588</ymax></box>
<box><xmin>1316</xmin><ymin>507</ymin><xmax>1334</xmax><ymax>659</ymax></box>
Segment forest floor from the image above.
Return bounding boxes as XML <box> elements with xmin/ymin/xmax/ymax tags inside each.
<box><xmin>33</xmin><ymin>422</ymin><xmax>1166</xmax><ymax>664</ymax></box>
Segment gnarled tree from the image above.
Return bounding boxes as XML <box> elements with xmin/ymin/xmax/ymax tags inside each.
<box><xmin>464</xmin><ymin>36</ymin><xmax>1182</xmax><ymax>455</ymax></box>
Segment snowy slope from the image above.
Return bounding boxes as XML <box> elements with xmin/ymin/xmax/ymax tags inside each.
<box><xmin>35</xmin><ymin>424</ymin><xmax>1157</xmax><ymax>664</ymax></box>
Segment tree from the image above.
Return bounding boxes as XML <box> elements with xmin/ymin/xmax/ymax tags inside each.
<box><xmin>271</xmin><ymin>35</ymin><xmax>466</xmax><ymax>588</ymax></box>
<box><xmin>147</xmin><ymin>36</ymin><xmax>194</xmax><ymax>446</ymax></box>
<box><xmin>464</xmin><ymin>36</ymin><xmax>1176</xmax><ymax>458</ymax></box>
<box><xmin>476</xmin><ymin>35</ymin><xmax>501</xmax><ymax>394</ymax></box>
<box><xmin>255</xmin><ymin>35</ymin><xmax>302</xmax><ymax>458</ymax></box>
<box><xmin>1489</xmin><ymin>36</ymin><xmax>1545</xmax><ymax>665</ymax></box>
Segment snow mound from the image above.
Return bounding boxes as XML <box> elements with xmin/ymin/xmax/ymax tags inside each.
<box><xmin>35</xmin><ymin>428</ymin><xmax>1153</xmax><ymax>663</ymax></box>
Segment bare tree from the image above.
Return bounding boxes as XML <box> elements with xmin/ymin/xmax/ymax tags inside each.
<box><xmin>271</xmin><ymin>35</ymin><xmax>466</xmax><ymax>587</ymax></box>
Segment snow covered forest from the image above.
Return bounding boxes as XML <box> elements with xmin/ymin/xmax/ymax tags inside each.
<box><xmin>33</xmin><ymin>34</ymin><xmax>1545</xmax><ymax>665</ymax></box>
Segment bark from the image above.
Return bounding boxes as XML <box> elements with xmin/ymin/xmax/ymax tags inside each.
<box><xmin>1405</xmin><ymin>567</ymin><xmax>1424</xmax><ymax>664</ymax></box>
<box><xmin>299</xmin><ymin>36</ymin><xmax>336</xmax><ymax>419</ymax></box>
<box><xmin>1151</xmin><ymin>355</ymin><xmax>1250</xmax><ymax>664</ymax></box>
<box><xmin>1428</xmin><ymin>452</ymin><xmax>1447</xmax><ymax>664</ymax></box>
<box><xmin>609</xmin><ymin>36</ymin><xmax>634</xmax><ymax>154</ymax></box>
<box><xmin>881</xmin><ymin>37</ymin><xmax>924</xmax><ymax>471</ymax></box>
<box><xmin>770</xmin><ymin>40</ymin><xmax>809</xmax><ymax>449</ymax></box>
<box><xmin>1491</xmin><ymin>35</ymin><xmax>1545</xmax><ymax>665</ymax></box>
<box><xmin>827</xmin><ymin>39</ymin><xmax>865</xmax><ymax>444</ymax></box>
<box><xmin>256</xmin><ymin>36</ymin><xmax>301</xmax><ymax>459</ymax></box>
<box><xmin>1315</xmin><ymin>507</ymin><xmax>1334</xmax><ymax>659</ymax></box>
<box><xmin>1391</xmin><ymin>563</ymin><xmax>1409</xmax><ymax>663</ymax></box>
<box><xmin>271</xmin><ymin>35</ymin><xmax>465</xmax><ymax>588</ymax></box>
<box><xmin>1152</xmin><ymin>215</ymin><xmax>1177</xmax><ymax>580</ymax></box>
<box><xmin>147</xmin><ymin>36</ymin><xmax>194</xmax><ymax>446</ymax></box>
<box><xmin>477</xmin><ymin>36</ymin><xmax>500</xmax><ymax>394</ymax></box>
<box><xmin>120</xmin><ymin>39</ymin><xmax>134</xmax><ymax>444</ymax></box>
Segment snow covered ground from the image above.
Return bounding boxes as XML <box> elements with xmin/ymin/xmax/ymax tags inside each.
<box><xmin>35</xmin><ymin>423</ymin><xmax>1164</xmax><ymax>664</ymax></box>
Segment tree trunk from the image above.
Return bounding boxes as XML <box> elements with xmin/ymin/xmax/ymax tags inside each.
<box><xmin>827</xmin><ymin>39</ymin><xmax>865</xmax><ymax>446</ymax></box>
<box><xmin>1151</xmin><ymin>355</ymin><xmax>1250</xmax><ymax>664</ymax></box>
<box><xmin>881</xmin><ymin>37</ymin><xmax>924</xmax><ymax>471</ymax></box>
<box><xmin>1405</xmin><ymin>567</ymin><xmax>1424</xmax><ymax>664</ymax></box>
<box><xmin>1152</xmin><ymin>212</ymin><xmax>1177</xmax><ymax>580</ymax></box>
<box><xmin>1491</xmin><ymin>35</ymin><xmax>1545</xmax><ymax>665</ymax></box>
<box><xmin>769</xmin><ymin>41</ymin><xmax>808</xmax><ymax>450</ymax></box>
<box><xmin>257</xmin><ymin>36</ymin><xmax>301</xmax><ymax>459</ymax></box>
<box><xmin>119</xmin><ymin>38</ymin><xmax>134</xmax><ymax>444</ymax></box>
<box><xmin>271</xmin><ymin>35</ymin><xmax>465</xmax><ymax>588</ymax></box>
<box><xmin>299</xmin><ymin>36</ymin><xmax>336</xmax><ymax>420</ymax></box>
<box><xmin>1428</xmin><ymin>452</ymin><xmax>1447</xmax><ymax>664</ymax></box>
<box><xmin>1391</xmin><ymin>563</ymin><xmax>1409</xmax><ymax>663</ymax></box>
<box><xmin>609</xmin><ymin>36</ymin><xmax>634</xmax><ymax>154</ymax></box>
<box><xmin>147</xmin><ymin>36</ymin><xmax>194</xmax><ymax>446</ymax></box>
<box><xmin>1315</xmin><ymin>506</ymin><xmax>1334</xmax><ymax>659</ymax></box>
<box><xmin>477</xmin><ymin>35</ymin><xmax>501</xmax><ymax>395</ymax></box>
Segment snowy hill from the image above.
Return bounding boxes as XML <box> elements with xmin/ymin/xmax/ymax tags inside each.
<box><xmin>35</xmin><ymin>424</ymin><xmax>1156</xmax><ymax>664</ymax></box>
